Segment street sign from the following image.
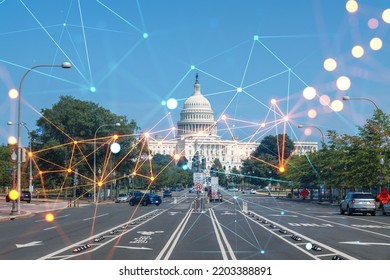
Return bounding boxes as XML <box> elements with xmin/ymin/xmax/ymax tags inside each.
<box><xmin>300</xmin><ymin>188</ymin><xmax>309</xmax><ymax>199</ymax></box>
<box><xmin>377</xmin><ymin>189</ymin><xmax>390</xmax><ymax>205</ymax></box>
<box><xmin>194</xmin><ymin>182</ymin><xmax>203</xmax><ymax>191</ymax></box>
<box><xmin>193</xmin><ymin>172</ymin><xmax>204</xmax><ymax>183</ymax></box>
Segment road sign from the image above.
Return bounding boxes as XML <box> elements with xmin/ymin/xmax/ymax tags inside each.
<box><xmin>193</xmin><ymin>172</ymin><xmax>204</xmax><ymax>183</ymax></box>
<box><xmin>377</xmin><ymin>189</ymin><xmax>390</xmax><ymax>205</ymax></box>
<box><xmin>194</xmin><ymin>182</ymin><xmax>203</xmax><ymax>191</ymax></box>
<box><xmin>300</xmin><ymin>188</ymin><xmax>309</xmax><ymax>199</ymax></box>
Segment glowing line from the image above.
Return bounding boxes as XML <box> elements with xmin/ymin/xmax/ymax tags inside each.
<box><xmin>77</xmin><ymin>0</ymin><xmax>93</xmax><ymax>84</ymax></box>
<box><xmin>240</xmin><ymin>39</ymin><xmax>256</xmax><ymax>88</ymax></box>
<box><xmin>96</xmin><ymin>0</ymin><xmax>142</xmax><ymax>33</ymax></box>
<box><xmin>19</xmin><ymin>0</ymin><xmax>88</xmax><ymax>83</ymax></box>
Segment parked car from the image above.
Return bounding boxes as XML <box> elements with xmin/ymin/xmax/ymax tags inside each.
<box><xmin>115</xmin><ymin>193</ymin><xmax>130</xmax><ymax>203</ymax></box>
<box><xmin>163</xmin><ymin>190</ymin><xmax>172</xmax><ymax>198</ymax></box>
<box><xmin>171</xmin><ymin>186</ymin><xmax>184</xmax><ymax>191</ymax></box>
<box><xmin>227</xmin><ymin>187</ymin><xmax>238</xmax><ymax>192</ymax></box>
<box><xmin>340</xmin><ymin>192</ymin><xmax>376</xmax><ymax>216</ymax></box>
<box><xmin>6</xmin><ymin>190</ymin><xmax>31</xmax><ymax>203</ymax></box>
<box><xmin>210</xmin><ymin>191</ymin><xmax>223</xmax><ymax>202</ymax></box>
<box><xmin>129</xmin><ymin>192</ymin><xmax>162</xmax><ymax>206</ymax></box>
<box><xmin>382</xmin><ymin>201</ymin><xmax>390</xmax><ymax>215</ymax></box>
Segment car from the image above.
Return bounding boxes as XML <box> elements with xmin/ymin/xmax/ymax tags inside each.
<box><xmin>115</xmin><ymin>193</ymin><xmax>130</xmax><ymax>203</ymax></box>
<box><xmin>163</xmin><ymin>190</ymin><xmax>172</xmax><ymax>198</ymax></box>
<box><xmin>340</xmin><ymin>192</ymin><xmax>376</xmax><ymax>216</ymax></box>
<box><xmin>6</xmin><ymin>190</ymin><xmax>31</xmax><ymax>203</ymax></box>
<box><xmin>382</xmin><ymin>201</ymin><xmax>390</xmax><ymax>215</ymax></box>
<box><xmin>129</xmin><ymin>192</ymin><xmax>162</xmax><ymax>206</ymax></box>
<box><xmin>227</xmin><ymin>187</ymin><xmax>238</xmax><ymax>192</ymax></box>
<box><xmin>210</xmin><ymin>191</ymin><xmax>223</xmax><ymax>202</ymax></box>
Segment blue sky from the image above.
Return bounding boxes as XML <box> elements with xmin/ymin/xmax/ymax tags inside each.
<box><xmin>1</xmin><ymin>0</ymin><xmax>389</xmax><ymax>147</ymax></box>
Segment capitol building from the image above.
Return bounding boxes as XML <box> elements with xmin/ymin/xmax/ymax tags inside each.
<box><xmin>148</xmin><ymin>75</ymin><xmax>318</xmax><ymax>171</ymax></box>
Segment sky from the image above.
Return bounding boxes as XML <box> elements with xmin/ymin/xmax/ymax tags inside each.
<box><xmin>0</xmin><ymin>0</ymin><xmax>389</xmax><ymax>148</ymax></box>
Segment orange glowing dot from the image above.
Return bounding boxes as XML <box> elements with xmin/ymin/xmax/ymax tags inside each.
<box><xmin>308</xmin><ymin>109</ymin><xmax>317</xmax><ymax>119</ymax></box>
<box><xmin>132</xmin><ymin>172</ymin><xmax>136</xmax><ymax>176</ymax></box>
<box><xmin>144</xmin><ymin>132</ymin><xmax>150</xmax><ymax>138</ymax></box>
<box><xmin>283</xmin><ymin>116</ymin><xmax>289</xmax><ymax>122</ymax></box>
<box><xmin>39</xmin><ymin>171</ymin><xmax>43</xmax><ymax>175</ymax></box>
<box><xmin>67</xmin><ymin>168</ymin><xmax>72</xmax><ymax>173</ymax></box>
<box><xmin>279</xmin><ymin>166</ymin><xmax>285</xmax><ymax>173</ymax></box>
<box><xmin>45</xmin><ymin>213</ymin><xmax>55</xmax><ymax>222</ymax></box>
<box><xmin>331</xmin><ymin>100</ymin><xmax>344</xmax><ymax>112</ymax></box>
<box><xmin>351</xmin><ymin>45</ymin><xmax>364</xmax><ymax>58</ymax></box>
<box><xmin>98</xmin><ymin>181</ymin><xmax>103</xmax><ymax>187</ymax></box>
<box><xmin>8</xmin><ymin>189</ymin><xmax>19</xmax><ymax>200</ymax></box>
<box><xmin>113</xmin><ymin>134</ymin><xmax>119</xmax><ymax>140</ymax></box>
<box><xmin>73</xmin><ymin>141</ymin><xmax>78</xmax><ymax>145</ymax></box>
<box><xmin>174</xmin><ymin>154</ymin><xmax>180</xmax><ymax>160</ymax></box>
<box><xmin>271</xmin><ymin>99</ymin><xmax>276</xmax><ymax>105</ymax></box>
<box><xmin>319</xmin><ymin>95</ymin><xmax>330</xmax><ymax>106</ymax></box>
<box><xmin>150</xmin><ymin>177</ymin><xmax>155</xmax><ymax>181</ymax></box>
<box><xmin>221</xmin><ymin>115</ymin><xmax>227</xmax><ymax>120</ymax></box>
<box><xmin>28</xmin><ymin>151</ymin><xmax>33</xmax><ymax>157</ymax></box>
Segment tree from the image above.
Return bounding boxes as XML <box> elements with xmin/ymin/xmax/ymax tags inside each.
<box><xmin>31</xmin><ymin>96</ymin><xmax>139</xmax><ymax>193</ymax></box>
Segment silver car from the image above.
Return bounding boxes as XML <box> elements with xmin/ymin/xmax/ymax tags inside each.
<box><xmin>340</xmin><ymin>192</ymin><xmax>376</xmax><ymax>216</ymax></box>
<box><xmin>382</xmin><ymin>201</ymin><xmax>390</xmax><ymax>215</ymax></box>
<box><xmin>115</xmin><ymin>193</ymin><xmax>130</xmax><ymax>203</ymax></box>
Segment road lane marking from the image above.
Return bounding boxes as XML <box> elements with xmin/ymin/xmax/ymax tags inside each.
<box><xmin>16</xmin><ymin>241</ymin><xmax>44</xmax><ymax>248</ymax></box>
<box><xmin>83</xmin><ymin>213</ymin><xmax>109</xmax><ymax>221</ymax></box>
<box><xmin>43</xmin><ymin>226</ymin><xmax>56</xmax><ymax>231</ymax></box>
<box><xmin>116</xmin><ymin>246</ymin><xmax>152</xmax><ymax>250</ymax></box>
<box><xmin>155</xmin><ymin>208</ymin><xmax>192</xmax><ymax>260</ymax></box>
<box><xmin>340</xmin><ymin>241</ymin><xmax>390</xmax><ymax>246</ymax></box>
<box><xmin>209</xmin><ymin>208</ymin><xmax>236</xmax><ymax>260</ymax></box>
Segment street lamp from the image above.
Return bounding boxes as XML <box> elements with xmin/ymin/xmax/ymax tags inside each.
<box><xmin>342</xmin><ymin>96</ymin><xmax>380</xmax><ymax>111</ymax></box>
<box><xmin>380</xmin><ymin>158</ymin><xmax>384</xmax><ymax>192</ymax></box>
<box><xmin>10</xmin><ymin>150</ymin><xmax>17</xmax><ymax>214</ymax></box>
<box><xmin>8</xmin><ymin>121</ymin><xmax>33</xmax><ymax>196</ymax></box>
<box><xmin>93</xmin><ymin>122</ymin><xmax>121</xmax><ymax>203</ymax></box>
<box><xmin>15</xmin><ymin>62</ymin><xmax>71</xmax><ymax>215</ymax></box>
<box><xmin>297</xmin><ymin>124</ymin><xmax>325</xmax><ymax>144</ymax></box>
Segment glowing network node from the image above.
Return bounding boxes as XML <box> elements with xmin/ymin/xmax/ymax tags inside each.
<box><xmin>331</xmin><ymin>100</ymin><xmax>344</xmax><ymax>112</ymax></box>
<box><xmin>279</xmin><ymin>166</ymin><xmax>285</xmax><ymax>173</ymax></box>
<box><xmin>67</xmin><ymin>168</ymin><xmax>72</xmax><ymax>173</ymax></box>
<box><xmin>8</xmin><ymin>189</ymin><xmax>19</xmax><ymax>200</ymax></box>
<box><xmin>336</xmin><ymin>76</ymin><xmax>351</xmax><ymax>91</ymax></box>
<box><xmin>370</xmin><ymin>37</ymin><xmax>383</xmax><ymax>51</ymax></box>
<box><xmin>280</xmin><ymin>211</ymin><xmax>285</xmax><ymax>215</ymax></box>
<box><xmin>260</xmin><ymin>250</ymin><xmax>265</xmax><ymax>254</ymax></box>
<box><xmin>190</xmin><ymin>65</ymin><xmax>196</xmax><ymax>70</ymax></box>
<box><xmin>270</xmin><ymin>98</ymin><xmax>276</xmax><ymax>105</ymax></box>
<box><xmin>166</xmin><ymin>98</ymin><xmax>178</xmax><ymax>110</ymax></box>
<box><xmin>113</xmin><ymin>134</ymin><xmax>119</xmax><ymax>140</ymax></box>
<box><xmin>351</xmin><ymin>45</ymin><xmax>364</xmax><ymax>58</ymax></box>
<box><xmin>143</xmin><ymin>32</ymin><xmax>149</xmax><ymax>39</ymax></box>
<box><xmin>144</xmin><ymin>132</ymin><xmax>150</xmax><ymax>138</ymax></box>
<box><xmin>150</xmin><ymin>176</ymin><xmax>155</xmax><ymax>181</ymax></box>
<box><xmin>346</xmin><ymin>0</ymin><xmax>358</xmax><ymax>13</ymax></box>
<box><xmin>8</xmin><ymin>136</ymin><xmax>17</xmax><ymax>145</ymax></box>
<box><xmin>98</xmin><ymin>181</ymin><xmax>103</xmax><ymax>187</ymax></box>
<box><xmin>253</xmin><ymin>35</ymin><xmax>259</xmax><ymax>40</ymax></box>
<box><xmin>182</xmin><ymin>164</ymin><xmax>188</xmax><ymax>170</ymax></box>
<box><xmin>319</xmin><ymin>95</ymin><xmax>330</xmax><ymax>106</ymax></box>
<box><xmin>308</xmin><ymin>109</ymin><xmax>317</xmax><ymax>119</ymax></box>
<box><xmin>305</xmin><ymin>243</ymin><xmax>313</xmax><ymax>250</ymax></box>
<box><xmin>90</xmin><ymin>86</ymin><xmax>96</xmax><ymax>93</ymax></box>
<box><xmin>323</xmin><ymin>58</ymin><xmax>337</xmax><ymax>72</ymax></box>
<box><xmin>302</xmin><ymin>87</ymin><xmax>316</xmax><ymax>100</ymax></box>
<box><xmin>368</xmin><ymin>18</ymin><xmax>379</xmax><ymax>29</ymax></box>
<box><xmin>161</xmin><ymin>100</ymin><xmax>167</xmax><ymax>106</ymax></box>
<box><xmin>45</xmin><ymin>213</ymin><xmax>55</xmax><ymax>222</ymax></box>
<box><xmin>221</xmin><ymin>114</ymin><xmax>227</xmax><ymax>120</ymax></box>
<box><xmin>283</xmin><ymin>116</ymin><xmax>289</xmax><ymax>122</ymax></box>
<box><xmin>110</xmin><ymin>142</ymin><xmax>121</xmax><ymax>154</ymax></box>
<box><xmin>174</xmin><ymin>154</ymin><xmax>180</xmax><ymax>160</ymax></box>
<box><xmin>260</xmin><ymin>122</ymin><xmax>266</xmax><ymax>128</ymax></box>
<box><xmin>382</xmin><ymin>9</ymin><xmax>390</xmax><ymax>24</ymax></box>
<box><xmin>8</xmin><ymin>88</ymin><xmax>18</xmax><ymax>99</ymax></box>
<box><xmin>237</xmin><ymin>87</ymin><xmax>243</xmax><ymax>93</ymax></box>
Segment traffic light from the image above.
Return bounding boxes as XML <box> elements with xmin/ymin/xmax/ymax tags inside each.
<box><xmin>192</xmin><ymin>152</ymin><xmax>200</xmax><ymax>172</ymax></box>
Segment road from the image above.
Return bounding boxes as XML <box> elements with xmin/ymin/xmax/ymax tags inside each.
<box><xmin>0</xmin><ymin>190</ymin><xmax>390</xmax><ymax>260</ymax></box>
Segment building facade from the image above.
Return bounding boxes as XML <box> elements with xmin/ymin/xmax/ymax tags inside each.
<box><xmin>148</xmin><ymin>75</ymin><xmax>318</xmax><ymax>170</ymax></box>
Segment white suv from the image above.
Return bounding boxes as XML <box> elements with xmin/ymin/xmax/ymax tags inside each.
<box><xmin>340</xmin><ymin>192</ymin><xmax>376</xmax><ymax>216</ymax></box>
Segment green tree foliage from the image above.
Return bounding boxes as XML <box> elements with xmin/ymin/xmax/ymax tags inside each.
<box><xmin>31</xmin><ymin>96</ymin><xmax>138</xmax><ymax>191</ymax></box>
<box><xmin>242</xmin><ymin>134</ymin><xmax>294</xmax><ymax>187</ymax></box>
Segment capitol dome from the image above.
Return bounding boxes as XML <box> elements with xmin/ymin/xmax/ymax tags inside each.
<box><xmin>177</xmin><ymin>74</ymin><xmax>218</xmax><ymax>138</ymax></box>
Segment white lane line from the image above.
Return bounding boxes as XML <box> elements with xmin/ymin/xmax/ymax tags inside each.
<box><xmin>43</xmin><ymin>226</ymin><xmax>56</xmax><ymax>231</ymax></box>
<box><xmin>34</xmin><ymin>214</ymin><xmax>70</xmax><ymax>222</ymax></box>
<box><xmin>209</xmin><ymin>208</ymin><xmax>228</xmax><ymax>260</ymax></box>
<box><xmin>83</xmin><ymin>213</ymin><xmax>109</xmax><ymax>221</ymax></box>
<box><xmin>116</xmin><ymin>246</ymin><xmax>152</xmax><ymax>250</ymax></box>
<box><xmin>155</xmin><ymin>208</ymin><xmax>192</xmax><ymax>260</ymax></box>
<box><xmin>210</xmin><ymin>208</ymin><xmax>237</xmax><ymax>260</ymax></box>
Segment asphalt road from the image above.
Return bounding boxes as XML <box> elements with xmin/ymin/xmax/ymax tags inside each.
<box><xmin>1</xmin><ymin>190</ymin><xmax>389</xmax><ymax>260</ymax></box>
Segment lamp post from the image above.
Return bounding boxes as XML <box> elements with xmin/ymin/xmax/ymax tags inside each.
<box><xmin>10</xmin><ymin>150</ymin><xmax>17</xmax><ymax>214</ymax></box>
<box><xmin>93</xmin><ymin>122</ymin><xmax>120</xmax><ymax>203</ymax></box>
<box><xmin>8</xmin><ymin>121</ymin><xmax>33</xmax><ymax>196</ymax></box>
<box><xmin>15</xmin><ymin>62</ymin><xmax>71</xmax><ymax>215</ymax></box>
<box><xmin>297</xmin><ymin>124</ymin><xmax>325</xmax><ymax>144</ymax></box>
<box><xmin>342</xmin><ymin>96</ymin><xmax>380</xmax><ymax>111</ymax></box>
<box><xmin>380</xmin><ymin>158</ymin><xmax>384</xmax><ymax>192</ymax></box>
